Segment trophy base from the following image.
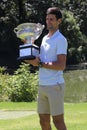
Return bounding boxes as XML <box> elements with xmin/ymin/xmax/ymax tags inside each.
<box><xmin>17</xmin><ymin>55</ymin><xmax>36</xmax><ymax>61</ymax></box>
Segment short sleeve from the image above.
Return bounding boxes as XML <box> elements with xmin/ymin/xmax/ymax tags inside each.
<box><xmin>56</xmin><ymin>37</ymin><xmax>68</xmax><ymax>55</ymax></box>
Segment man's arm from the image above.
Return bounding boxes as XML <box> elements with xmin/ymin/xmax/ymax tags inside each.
<box><xmin>24</xmin><ymin>54</ymin><xmax>66</xmax><ymax>71</ymax></box>
<box><xmin>41</xmin><ymin>54</ymin><xmax>66</xmax><ymax>71</ymax></box>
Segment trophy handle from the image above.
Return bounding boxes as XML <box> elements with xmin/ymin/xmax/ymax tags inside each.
<box><xmin>14</xmin><ymin>27</ymin><xmax>18</xmax><ymax>34</ymax></box>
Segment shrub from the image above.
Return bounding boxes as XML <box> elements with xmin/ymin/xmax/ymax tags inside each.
<box><xmin>0</xmin><ymin>73</ymin><xmax>10</xmax><ymax>101</ymax></box>
<box><xmin>7</xmin><ymin>63</ymin><xmax>38</xmax><ymax>102</ymax></box>
<box><xmin>0</xmin><ymin>66</ymin><xmax>6</xmax><ymax>74</ymax></box>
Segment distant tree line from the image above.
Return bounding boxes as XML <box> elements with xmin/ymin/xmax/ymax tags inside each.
<box><xmin>0</xmin><ymin>0</ymin><xmax>87</xmax><ymax>71</ymax></box>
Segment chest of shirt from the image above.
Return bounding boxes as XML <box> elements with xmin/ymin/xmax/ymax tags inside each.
<box><xmin>40</xmin><ymin>37</ymin><xmax>58</xmax><ymax>61</ymax></box>
<box><xmin>41</xmin><ymin>37</ymin><xmax>57</xmax><ymax>53</ymax></box>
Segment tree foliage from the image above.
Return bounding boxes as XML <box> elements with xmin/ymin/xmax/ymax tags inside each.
<box><xmin>0</xmin><ymin>0</ymin><xmax>87</xmax><ymax>67</ymax></box>
<box><xmin>61</xmin><ymin>11</ymin><xmax>86</xmax><ymax>64</ymax></box>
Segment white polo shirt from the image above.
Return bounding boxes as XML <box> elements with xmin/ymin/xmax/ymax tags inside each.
<box><xmin>39</xmin><ymin>30</ymin><xmax>68</xmax><ymax>86</ymax></box>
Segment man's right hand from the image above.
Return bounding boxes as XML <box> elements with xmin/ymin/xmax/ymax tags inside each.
<box><xmin>24</xmin><ymin>57</ymin><xmax>40</xmax><ymax>67</ymax></box>
<box><xmin>21</xmin><ymin>39</ymin><xmax>27</xmax><ymax>44</ymax></box>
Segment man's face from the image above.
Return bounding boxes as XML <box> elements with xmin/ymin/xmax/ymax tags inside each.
<box><xmin>46</xmin><ymin>14</ymin><xmax>61</xmax><ymax>31</ymax></box>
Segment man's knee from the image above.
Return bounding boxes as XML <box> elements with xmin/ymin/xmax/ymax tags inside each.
<box><xmin>52</xmin><ymin>114</ymin><xmax>67</xmax><ymax>130</ymax></box>
<box><xmin>53</xmin><ymin>114</ymin><xmax>64</xmax><ymax>122</ymax></box>
<box><xmin>39</xmin><ymin>114</ymin><xmax>50</xmax><ymax>126</ymax></box>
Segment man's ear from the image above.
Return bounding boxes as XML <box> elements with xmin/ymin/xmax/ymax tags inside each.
<box><xmin>58</xmin><ymin>18</ymin><xmax>62</xmax><ymax>24</ymax></box>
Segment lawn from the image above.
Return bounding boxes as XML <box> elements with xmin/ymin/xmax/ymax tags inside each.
<box><xmin>64</xmin><ymin>69</ymin><xmax>87</xmax><ymax>102</ymax></box>
<box><xmin>0</xmin><ymin>102</ymin><xmax>87</xmax><ymax>130</ymax></box>
<box><xmin>0</xmin><ymin>69</ymin><xmax>87</xmax><ymax>130</ymax></box>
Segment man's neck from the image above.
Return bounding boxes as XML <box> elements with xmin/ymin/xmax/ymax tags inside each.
<box><xmin>48</xmin><ymin>29</ymin><xmax>58</xmax><ymax>37</ymax></box>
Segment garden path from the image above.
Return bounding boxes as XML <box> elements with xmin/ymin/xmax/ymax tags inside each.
<box><xmin>0</xmin><ymin>110</ymin><xmax>36</xmax><ymax>119</ymax></box>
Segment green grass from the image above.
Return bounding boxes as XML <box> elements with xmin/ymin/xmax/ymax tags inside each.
<box><xmin>0</xmin><ymin>102</ymin><xmax>37</xmax><ymax>111</ymax></box>
<box><xmin>0</xmin><ymin>69</ymin><xmax>87</xmax><ymax>129</ymax></box>
<box><xmin>0</xmin><ymin>102</ymin><xmax>87</xmax><ymax>130</ymax></box>
<box><xmin>64</xmin><ymin>69</ymin><xmax>87</xmax><ymax>102</ymax></box>
<box><xmin>65</xmin><ymin>103</ymin><xmax>87</xmax><ymax>130</ymax></box>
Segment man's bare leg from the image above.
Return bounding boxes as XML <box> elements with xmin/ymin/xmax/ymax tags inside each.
<box><xmin>52</xmin><ymin>114</ymin><xmax>67</xmax><ymax>130</ymax></box>
<box><xmin>39</xmin><ymin>114</ymin><xmax>52</xmax><ymax>130</ymax></box>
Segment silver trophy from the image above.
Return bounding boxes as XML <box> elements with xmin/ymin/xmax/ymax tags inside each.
<box><xmin>14</xmin><ymin>23</ymin><xmax>44</xmax><ymax>61</ymax></box>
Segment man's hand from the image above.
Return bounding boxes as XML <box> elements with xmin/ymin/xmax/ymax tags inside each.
<box><xmin>21</xmin><ymin>39</ymin><xmax>27</xmax><ymax>44</ymax></box>
<box><xmin>24</xmin><ymin>57</ymin><xmax>40</xmax><ymax>66</ymax></box>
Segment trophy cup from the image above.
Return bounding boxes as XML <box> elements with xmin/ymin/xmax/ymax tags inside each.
<box><xmin>14</xmin><ymin>23</ymin><xmax>44</xmax><ymax>61</ymax></box>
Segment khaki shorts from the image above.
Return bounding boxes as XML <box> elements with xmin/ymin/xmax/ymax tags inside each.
<box><xmin>37</xmin><ymin>83</ymin><xmax>65</xmax><ymax>116</ymax></box>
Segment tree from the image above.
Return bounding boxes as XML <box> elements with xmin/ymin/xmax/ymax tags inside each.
<box><xmin>60</xmin><ymin>11</ymin><xmax>85</xmax><ymax>64</ymax></box>
<box><xmin>62</xmin><ymin>0</ymin><xmax>87</xmax><ymax>63</ymax></box>
<box><xmin>0</xmin><ymin>0</ymin><xmax>87</xmax><ymax>70</ymax></box>
<box><xmin>0</xmin><ymin>0</ymin><xmax>59</xmax><ymax>70</ymax></box>
<box><xmin>68</xmin><ymin>0</ymin><xmax>87</xmax><ymax>36</ymax></box>
<box><xmin>0</xmin><ymin>0</ymin><xmax>19</xmax><ymax>69</ymax></box>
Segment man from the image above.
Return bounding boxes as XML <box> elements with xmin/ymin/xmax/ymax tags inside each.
<box><xmin>25</xmin><ymin>7</ymin><xmax>68</xmax><ymax>130</ymax></box>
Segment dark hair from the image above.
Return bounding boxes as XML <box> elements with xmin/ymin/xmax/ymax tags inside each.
<box><xmin>46</xmin><ymin>7</ymin><xmax>62</xmax><ymax>19</ymax></box>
